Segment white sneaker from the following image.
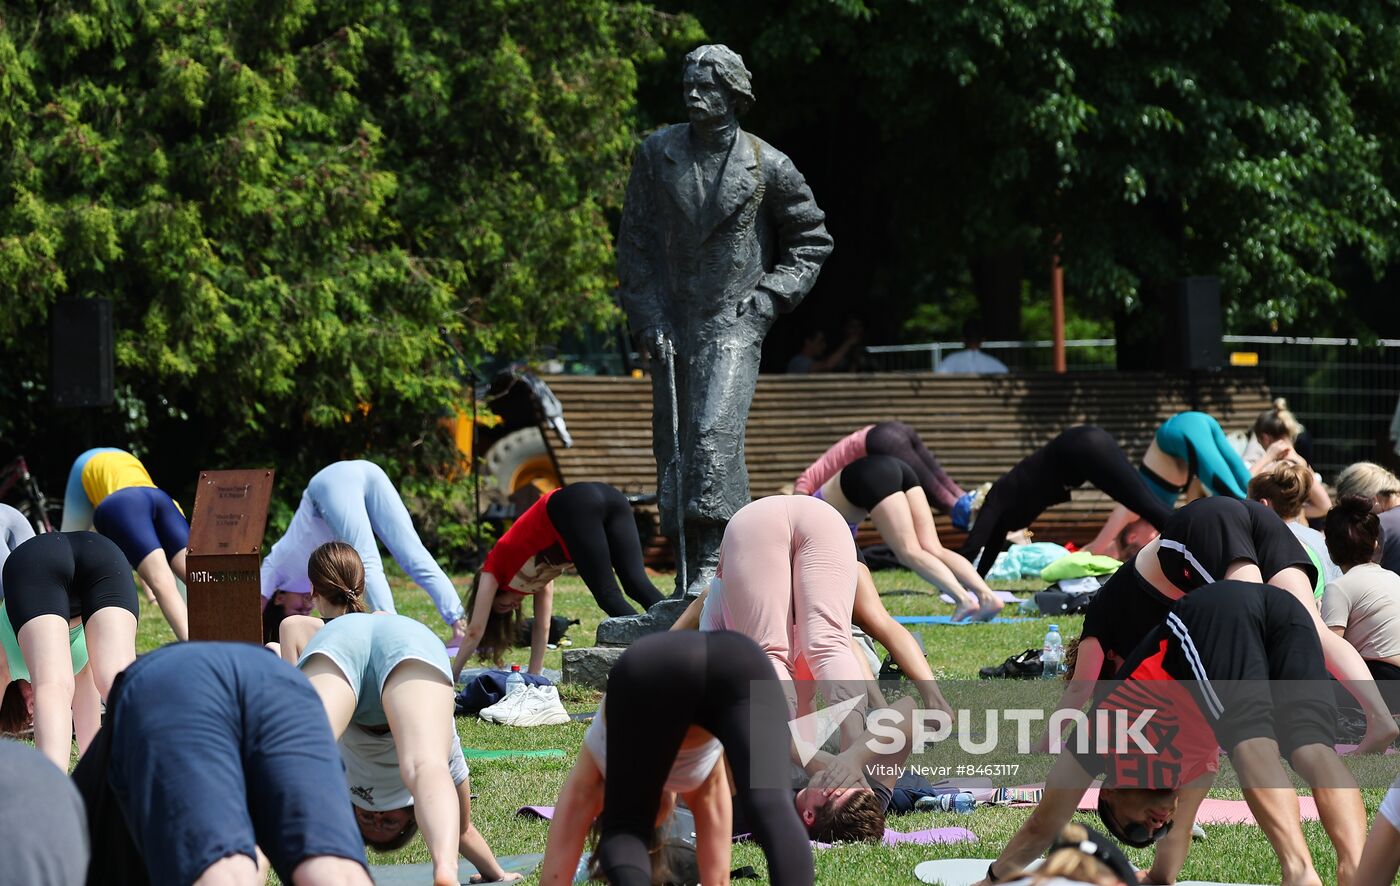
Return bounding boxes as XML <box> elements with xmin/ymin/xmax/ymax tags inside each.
<box><xmin>484</xmin><ymin>686</ymin><xmax>570</xmax><ymax>727</ymax></box>
<box><xmin>478</xmin><ymin>690</ymin><xmax>527</xmax><ymax>724</ymax></box>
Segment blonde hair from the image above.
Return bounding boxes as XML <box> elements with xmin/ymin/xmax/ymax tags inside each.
<box><xmin>1248</xmin><ymin>462</ymin><xmax>1313</xmax><ymax>520</ymax></box>
<box><xmin>1335</xmin><ymin>462</ymin><xmax>1400</xmax><ymax>501</ymax></box>
<box><xmin>1253</xmin><ymin>397</ymin><xmax>1304</xmax><ymax>442</ymax></box>
<box><xmin>1031</xmin><ymin>823</ymin><xmax>1121</xmax><ymax>885</ymax></box>
<box><xmin>307</xmin><ymin>541</ymin><xmax>369</xmax><ymax>614</ymax></box>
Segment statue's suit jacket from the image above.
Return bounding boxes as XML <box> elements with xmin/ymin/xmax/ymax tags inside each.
<box><xmin>617</xmin><ymin>123</ymin><xmax>833</xmax><ymax>527</ymax></box>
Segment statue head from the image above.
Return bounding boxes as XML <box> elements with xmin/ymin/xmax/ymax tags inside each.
<box><xmin>682</xmin><ymin>44</ymin><xmax>753</xmax><ymax>123</ymax></box>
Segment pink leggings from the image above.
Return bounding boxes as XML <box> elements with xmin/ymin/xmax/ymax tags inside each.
<box><xmin>713</xmin><ymin>496</ymin><xmax>864</xmax><ymax>696</ymax></box>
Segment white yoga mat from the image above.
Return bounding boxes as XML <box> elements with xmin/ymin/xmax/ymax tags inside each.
<box><xmin>913</xmin><ymin>858</ymin><xmax>1265</xmax><ymax>886</ymax></box>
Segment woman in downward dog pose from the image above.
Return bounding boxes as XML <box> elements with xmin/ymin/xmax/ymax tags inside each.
<box><xmin>795</xmin><ymin>421</ymin><xmax>966</xmax><ymax>513</ymax></box>
<box><xmin>540</xmin><ymin>630</ymin><xmax>813</xmax><ymax>886</ymax></box>
<box><xmin>298</xmin><ymin>612</ymin><xmax>517</xmax><ymax>886</ymax></box>
<box><xmin>818</xmin><ymin>455</ymin><xmax>1002</xmax><ymax>621</ymax></box>
<box><xmin>453</xmin><ymin>482</ymin><xmax>664</xmax><ymax>676</ymax></box>
<box><xmin>956</xmin><ymin>425</ymin><xmax>1172</xmax><ymax>576</ymax></box>
<box><xmin>1</xmin><ymin>532</ymin><xmax>137</xmax><ymax>768</ymax></box>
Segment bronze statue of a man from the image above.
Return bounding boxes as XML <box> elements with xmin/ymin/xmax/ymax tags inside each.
<box><xmin>617</xmin><ymin>44</ymin><xmax>833</xmax><ymax>596</ymax></box>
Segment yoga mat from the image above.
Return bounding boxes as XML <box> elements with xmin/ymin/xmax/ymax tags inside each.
<box><xmin>371</xmin><ymin>853</ymin><xmax>543</xmax><ymax>885</ymax></box>
<box><xmin>882</xmin><ymin>826</ymin><xmax>977</xmax><ymax>846</ymax></box>
<box><xmin>913</xmin><ymin>858</ymin><xmax>1266</xmax><ymax>886</ymax></box>
<box><xmin>1076</xmin><ymin>788</ymin><xmax>1320</xmax><ymax>824</ymax></box>
<box><xmin>1335</xmin><ymin>743</ymin><xmax>1398</xmax><ymax>755</ymax></box>
<box><xmin>517</xmin><ymin>805</ymin><xmax>554</xmax><ymax>819</ymax></box>
<box><xmin>463</xmin><ymin>748</ymin><xmax>565</xmax><ymax>760</ymax></box>
<box><xmin>939</xmin><ymin>590</ymin><xmax>1026</xmax><ymax>605</ymax></box>
<box><xmin>894</xmin><ymin>615</ymin><xmax>1030</xmax><ymax>625</ymax></box>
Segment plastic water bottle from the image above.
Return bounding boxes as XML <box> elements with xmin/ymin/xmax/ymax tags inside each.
<box><xmin>505</xmin><ymin>664</ymin><xmax>525</xmax><ymax>696</ymax></box>
<box><xmin>1042</xmin><ymin>624</ymin><xmax>1064</xmax><ymax>679</ymax></box>
<box><xmin>937</xmin><ymin>791</ymin><xmax>977</xmax><ymax>814</ymax></box>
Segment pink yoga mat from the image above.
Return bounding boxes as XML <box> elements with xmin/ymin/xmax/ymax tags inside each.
<box><xmin>1076</xmin><ymin>788</ymin><xmax>1320</xmax><ymax>824</ymax></box>
<box><xmin>517</xmin><ymin>806</ymin><xmax>978</xmax><ymax>848</ymax></box>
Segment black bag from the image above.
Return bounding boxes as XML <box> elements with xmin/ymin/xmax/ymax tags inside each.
<box><xmin>514</xmin><ymin>615</ymin><xmax>579</xmax><ymax>647</ymax></box>
<box><xmin>979</xmin><ymin>648</ymin><xmax>1044</xmax><ymax>679</ymax></box>
<box><xmin>1033</xmin><ymin>588</ymin><xmax>1099</xmax><ymax>616</ymax></box>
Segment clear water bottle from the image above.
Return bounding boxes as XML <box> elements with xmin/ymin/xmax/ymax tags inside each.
<box><xmin>937</xmin><ymin>791</ymin><xmax>976</xmax><ymax>813</ymax></box>
<box><xmin>1042</xmin><ymin>624</ymin><xmax>1064</xmax><ymax>679</ymax></box>
<box><xmin>505</xmin><ymin>664</ymin><xmax>525</xmax><ymax>696</ymax></box>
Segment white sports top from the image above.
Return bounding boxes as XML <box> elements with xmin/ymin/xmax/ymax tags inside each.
<box><xmin>582</xmin><ymin>704</ymin><xmax>723</xmax><ymax>793</ymax></box>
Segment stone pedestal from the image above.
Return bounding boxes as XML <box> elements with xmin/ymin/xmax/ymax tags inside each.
<box><xmin>562</xmin><ymin>647</ymin><xmax>626</xmax><ymax>690</ymax></box>
<box><xmin>595</xmin><ymin>598</ymin><xmax>692</xmax><ymax>648</ymax></box>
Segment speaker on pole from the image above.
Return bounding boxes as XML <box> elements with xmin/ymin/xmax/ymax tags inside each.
<box><xmin>50</xmin><ymin>298</ymin><xmax>115</xmax><ymax>408</ymax></box>
<box><xmin>1177</xmin><ymin>276</ymin><xmax>1223</xmax><ymax>371</ymax></box>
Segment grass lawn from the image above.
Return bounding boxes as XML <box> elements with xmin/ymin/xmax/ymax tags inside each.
<box><xmin>130</xmin><ymin>567</ymin><xmax>1385</xmax><ymax>885</ymax></box>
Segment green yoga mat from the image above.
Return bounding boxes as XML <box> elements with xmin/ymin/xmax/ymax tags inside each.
<box><xmin>371</xmin><ymin>853</ymin><xmax>543</xmax><ymax>885</ymax></box>
<box><xmin>462</xmin><ymin>748</ymin><xmax>565</xmax><ymax>760</ymax></box>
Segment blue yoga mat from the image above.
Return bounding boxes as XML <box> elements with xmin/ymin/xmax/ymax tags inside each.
<box><xmin>371</xmin><ymin>853</ymin><xmax>543</xmax><ymax>884</ymax></box>
<box><xmin>893</xmin><ymin>615</ymin><xmax>1031</xmax><ymax>625</ymax></box>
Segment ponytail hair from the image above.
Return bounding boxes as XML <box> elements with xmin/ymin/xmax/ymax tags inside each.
<box><xmin>308</xmin><ymin>542</ymin><xmax>369</xmax><ymax>614</ymax></box>
<box><xmin>1325</xmin><ymin>495</ymin><xmax>1381</xmax><ymax>569</ymax></box>
<box><xmin>1247</xmin><ymin>462</ymin><xmax>1313</xmax><ymax>520</ymax></box>
<box><xmin>1253</xmin><ymin>397</ymin><xmax>1303</xmax><ymax>442</ymax></box>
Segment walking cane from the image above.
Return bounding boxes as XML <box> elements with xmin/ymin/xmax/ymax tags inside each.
<box><xmin>662</xmin><ymin>333</ymin><xmax>689</xmax><ymax>597</ymax></box>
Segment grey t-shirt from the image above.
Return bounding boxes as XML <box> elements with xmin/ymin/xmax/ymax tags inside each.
<box><xmin>0</xmin><ymin>503</ymin><xmax>35</xmax><ymax>601</ymax></box>
<box><xmin>0</xmin><ymin>740</ymin><xmax>89</xmax><ymax>885</ymax></box>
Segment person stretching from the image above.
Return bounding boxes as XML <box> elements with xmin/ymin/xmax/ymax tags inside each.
<box><xmin>1357</xmin><ymin>775</ymin><xmax>1400</xmax><ymax>886</ymax></box>
<box><xmin>261</xmin><ymin>460</ymin><xmax>466</xmax><ymax>640</ymax></box>
<box><xmin>1249</xmin><ymin>462</ymin><xmax>1340</xmax><ymax>596</ymax></box>
<box><xmin>980</xmin><ymin>583</ymin><xmax>1366</xmax><ymax>886</ymax></box>
<box><xmin>794</xmin><ymin>421</ymin><xmax>966</xmax><ymax>513</ymax></box>
<box><xmin>0</xmin><ymin>591</ymin><xmax>99</xmax><ymax>758</ymax></box>
<box><xmin>1134</xmin><ymin>496</ymin><xmax>1398</xmax><ymax>753</ymax></box>
<box><xmin>956</xmin><ymin>426</ymin><xmax>1171</xmax><ymax>578</ymax></box>
<box><xmin>1244</xmin><ymin>398</ymin><xmax>1331</xmax><ymax>520</ymax></box>
<box><xmin>274</xmin><ymin>544</ymin><xmax>518</xmax><ymax>881</ymax></box>
<box><xmin>298</xmin><ymin>611</ymin><xmax>482</xmax><ymax>886</ymax></box>
<box><xmin>91</xmin><ymin>482</ymin><xmax>190</xmax><ymax>641</ymax></box>
<box><xmin>0</xmin><ymin>502</ymin><xmax>35</xmax><ymax>600</ymax></box>
<box><xmin>72</xmin><ymin>642</ymin><xmax>372</xmax><ymax>886</ymax></box>
<box><xmin>1</xmin><ymin>532</ymin><xmax>136</xmax><ymax>768</ymax></box>
<box><xmin>59</xmin><ymin>448</ymin><xmax>153</xmax><ymax>532</ymax></box>
<box><xmin>1322</xmin><ymin>495</ymin><xmax>1400</xmax><ymax>714</ymax></box>
<box><xmin>1088</xmin><ymin>410</ymin><xmax>1250</xmax><ymax>554</ymax></box>
<box><xmin>819</xmin><ymin>455</ymin><xmax>1002</xmax><ymax>621</ymax></box>
<box><xmin>540</xmin><ymin>630</ymin><xmax>813</xmax><ymax>886</ymax></box>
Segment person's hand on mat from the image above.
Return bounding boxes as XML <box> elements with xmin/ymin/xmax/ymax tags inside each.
<box><xmin>468</xmin><ymin>873</ymin><xmax>523</xmax><ymax>884</ymax></box>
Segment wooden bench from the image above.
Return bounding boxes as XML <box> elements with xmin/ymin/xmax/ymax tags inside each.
<box><xmin>542</xmin><ymin>371</ymin><xmax>1274</xmax><ymax>562</ymax></box>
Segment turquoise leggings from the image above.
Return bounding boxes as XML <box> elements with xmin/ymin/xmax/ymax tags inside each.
<box><xmin>1148</xmin><ymin>411</ymin><xmax>1251</xmax><ymax>504</ymax></box>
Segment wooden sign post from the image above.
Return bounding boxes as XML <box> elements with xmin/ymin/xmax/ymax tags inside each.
<box><xmin>186</xmin><ymin>469</ymin><xmax>275</xmax><ymax>643</ymax></box>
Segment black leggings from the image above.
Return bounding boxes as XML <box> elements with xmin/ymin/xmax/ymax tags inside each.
<box><xmin>546</xmin><ymin>483</ymin><xmax>663</xmax><ymax>617</ymax></box>
<box><xmin>866</xmin><ymin>421</ymin><xmax>964</xmax><ymax>513</ymax></box>
<box><xmin>598</xmin><ymin>631</ymin><xmax>813</xmax><ymax>886</ymax></box>
<box><xmin>838</xmin><ymin>455</ymin><xmax>919</xmax><ymax>513</ymax></box>
<box><xmin>962</xmin><ymin>426</ymin><xmax>1173</xmax><ymax>577</ymax></box>
<box><xmin>1047</xmin><ymin>426</ymin><xmax>1174</xmax><ymax>529</ymax></box>
<box><xmin>3</xmin><ymin>532</ymin><xmax>138</xmax><ymax>633</ymax></box>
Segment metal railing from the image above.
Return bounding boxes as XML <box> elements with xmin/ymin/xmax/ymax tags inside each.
<box><xmin>859</xmin><ymin>336</ymin><xmax>1400</xmax><ymax>477</ymax></box>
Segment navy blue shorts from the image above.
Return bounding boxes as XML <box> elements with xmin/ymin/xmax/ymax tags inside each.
<box><xmin>92</xmin><ymin>487</ymin><xmax>189</xmax><ymax>566</ymax></box>
<box><xmin>81</xmin><ymin>642</ymin><xmax>367</xmax><ymax>885</ymax></box>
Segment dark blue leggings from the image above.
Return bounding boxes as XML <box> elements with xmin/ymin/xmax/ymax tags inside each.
<box><xmin>92</xmin><ymin>487</ymin><xmax>188</xmax><ymax>567</ymax></box>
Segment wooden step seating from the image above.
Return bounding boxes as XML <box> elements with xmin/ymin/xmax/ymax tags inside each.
<box><xmin>542</xmin><ymin>372</ymin><xmax>1274</xmax><ymax>563</ymax></box>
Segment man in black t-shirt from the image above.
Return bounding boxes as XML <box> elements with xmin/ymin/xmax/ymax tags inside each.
<box><xmin>979</xmin><ymin>583</ymin><xmax>1365</xmax><ymax>886</ymax></box>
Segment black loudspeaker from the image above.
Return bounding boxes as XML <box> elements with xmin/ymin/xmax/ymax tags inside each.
<box><xmin>50</xmin><ymin>298</ymin><xmax>114</xmax><ymax>408</ymax></box>
<box><xmin>1177</xmin><ymin>276</ymin><xmax>1223</xmax><ymax>371</ymax></box>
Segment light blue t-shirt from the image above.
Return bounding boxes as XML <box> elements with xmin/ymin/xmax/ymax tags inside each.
<box><xmin>297</xmin><ymin>613</ymin><xmax>451</xmax><ymax>727</ymax></box>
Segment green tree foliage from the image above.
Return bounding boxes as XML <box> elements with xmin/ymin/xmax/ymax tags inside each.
<box><xmin>0</xmin><ymin>0</ymin><xmax>698</xmax><ymax>555</ymax></box>
<box><xmin>653</xmin><ymin>0</ymin><xmax>1400</xmax><ymax>339</ymax></box>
